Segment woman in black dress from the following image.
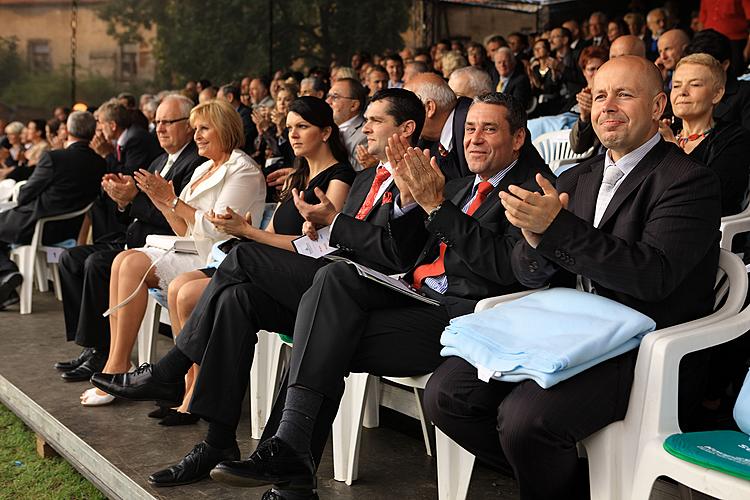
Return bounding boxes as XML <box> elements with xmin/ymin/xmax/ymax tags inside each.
<box><xmin>660</xmin><ymin>52</ymin><xmax>750</xmax><ymax>217</ymax></box>
<box><xmin>158</xmin><ymin>96</ymin><xmax>355</xmax><ymax>424</ymax></box>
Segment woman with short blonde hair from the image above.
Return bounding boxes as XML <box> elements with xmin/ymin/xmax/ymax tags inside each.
<box><xmin>80</xmin><ymin>97</ymin><xmax>267</xmax><ymax>407</ymax></box>
<box><xmin>661</xmin><ymin>52</ymin><xmax>749</xmax><ymax>216</ymax></box>
<box><xmin>189</xmin><ymin>99</ymin><xmax>245</xmax><ymax>152</ymax></box>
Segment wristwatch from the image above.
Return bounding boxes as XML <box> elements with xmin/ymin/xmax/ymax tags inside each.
<box><xmin>169</xmin><ymin>197</ymin><xmax>179</xmax><ymax>211</ymax></box>
<box><xmin>426</xmin><ymin>203</ymin><xmax>443</xmax><ymax>224</ymax></box>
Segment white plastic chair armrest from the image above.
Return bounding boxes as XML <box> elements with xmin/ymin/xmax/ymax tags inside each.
<box><xmin>474</xmin><ymin>287</ymin><xmax>547</xmax><ymax>312</ymax></box>
<box><xmin>720</xmin><ymin>216</ymin><xmax>750</xmax><ymax>250</ymax></box>
<box><xmin>28</xmin><ymin>202</ymin><xmax>93</xmax><ymax>249</ymax></box>
<box><xmin>623</xmin><ymin>250</ymin><xmax>747</xmax><ymax>438</ymax></box>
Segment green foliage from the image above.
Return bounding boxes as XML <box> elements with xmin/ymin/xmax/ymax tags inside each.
<box><xmin>0</xmin><ymin>37</ymin><xmax>23</xmax><ymax>92</ymax></box>
<box><xmin>96</xmin><ymin>0</ymin><xmax>410</xmax><ymax>85</ymax></box>
<box><xmin>0</xmin><ymin>403</ymin><xmax>106</xmax><ymax>500</ymax></box>
<box><xmin>0</xmin><ymin>68</ymin><xmax>146</xmax><ymax>113</ymax></box>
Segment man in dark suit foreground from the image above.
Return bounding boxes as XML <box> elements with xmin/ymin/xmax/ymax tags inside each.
<box><xmin>91</xmin><ymin>88</ymin><xmax>429</xmax><ymax>488</ymax></box>
<box><xmin>193</xmin><ymin>93</ymin><xmax>552</xmax><ymax>498</ymax></box>
<box><xmin>426</xmin><ymin>56</ymin><xmax>721</xmax><ymax>499</ymax></box>
<box><xmin>0</xmin><ymin>111</ymin><xmax>106</xmax><ymax>308</ymax></box>
<box><xmin>54</xmin><ymin>95</ymin><xmax>203</xmax><ymax>381</ymax></box>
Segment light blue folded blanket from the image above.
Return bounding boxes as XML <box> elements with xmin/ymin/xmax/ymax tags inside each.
<box><xmin>440</xmin><ymin>288</ymin><xmax>656</xmax><ymax>388</ymax></box>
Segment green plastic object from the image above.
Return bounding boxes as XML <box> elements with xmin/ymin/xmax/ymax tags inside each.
<box><xmin>663</xmin><ymin>430</ymin><xmax>750</xmax><ymax>481</ymax></box>
<box><xmin>278</xmin><ymin>333</ymin><xmax>293</xmax><ymax>345</ymax></box>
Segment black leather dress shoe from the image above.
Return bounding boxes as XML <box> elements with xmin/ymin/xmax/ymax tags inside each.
<box><xmin>0</xmin><ymin>272</ymin><xmax>22</xmax><ymax>304</ymax></box>
<box><xmin>90</xmin><ymin>363</ymin><xmax>185</xmax><ymax>407</ymax></box>
<box><xmin>148</xmin><ymin>441</ymin><xmax>240</xmax><ymax>487</ymax></box>
<box><xmin>261</xmin><ymin>489</ymin><xmax>319</xmax><ymax>500</ymax></box>
<box><xmin>209</xmin><ymin>436</ymin><xmax>315</xmax><ymax>489</ymax></box>
<box><xmin>60</xmin><ymin>351</ymin><xmax>107</xmax><ymax>382</ymax></box>
<box><xmin>55</xmin><ymin>347</ymin><xmax>95</xmax><ymax>371</ymax></box>
<box><xmin>0</xmin><ymin>290</ymin><xmax>19</xmax><ymax>311</ymax></box>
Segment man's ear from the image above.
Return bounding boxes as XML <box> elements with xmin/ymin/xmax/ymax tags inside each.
<box><xmin>653</xmin><ymin>91</ymin><xmax>667</xmax><ymax>120</ymax></box>
<box><xmin>512</xmin><ymin>126</ymin><xmax>526</xmax><ymax>153</ymax></box>
<box><xmin>424</xmin><ymin>99</ymin><xmax>437</xmax><ymax>119</ymax></box>
<box><xmin>400</xmin><ymin>119</ymin><xmax>417</xmax><ymax>142</ymax></box>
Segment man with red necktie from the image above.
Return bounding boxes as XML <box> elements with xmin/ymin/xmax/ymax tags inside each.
<box><xmin>92</xmin><ymin>88</ymin><xmax>429</xmax><ymax>488</ymax></box>
<box><xmin>204</xmin><ymin>92</ymin><xmax>554</xmax><ymax>499</ymax></box>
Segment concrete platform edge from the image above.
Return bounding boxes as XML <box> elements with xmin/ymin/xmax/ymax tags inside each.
<box><xmin>0</xmin><ymin>373</ymin><xmax>156</xmax><ymax>500</ymax></box>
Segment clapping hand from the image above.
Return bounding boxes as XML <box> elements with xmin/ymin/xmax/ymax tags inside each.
<box><xmin>399</xmin><ymin>146</ymin><xmax>445</xmax><ymax>213</ymax></box>
<box><xmin>133</xmin><ymin>169</ymin><xmax>175</xmax><ymax>208</ymax></box>
<box><xmin>90</xmin><ymin>132</ymin><xmax>114</xmax><ymax>158</ymax></box>
<box><xmin>499</xmin><ymin>173</ymin><xmax>568</xmax><ymax>248</ymax></box>
<box><xmin>385</xmin><ymin>133</ymin><xmax>415</xmax><ymax>206</ymax></box>
<box><xmin>302</xmin><ymin>220</ymin><xmax>319</xmax><ymax>241</ymax></box>
<box><xmin>355</xmin><ymin>144</ymin><xmax>379</xmax><ymax>169</ymax></box>
<box><xmin>206</xmin><ymin>207</ymin><xmax>253</xmax><ymax>237</ymax></box>
<box><xmin>658</xmin><ymin>118</ymin><xmax>677</xmax><ymax>144</ymax></box>
<box><xmin>293</xmin><ymin>187</ymin><xmax>338</xmax><ymax>226</ymax></box>
<box><xmin>102</xmin><ymin>173</ymin><xmax>138</xmax><ymax>208</ymax></box>
<box><xmin>266</xmin><ymin>167</ymin><xmax>292</xmax><ymax>191</ymax></box>
<box><xmin>576</xmin><ymin>88</ymin><xmax>592</xmax><ymax>122</ymax></box>
<box><xmin>252</xmin><ymin>107</ymin><xmax>271</xmax><ymax>133</ymax></box>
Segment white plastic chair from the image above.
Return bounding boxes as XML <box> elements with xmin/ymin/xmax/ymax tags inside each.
<box><xmin>331</xmin><ymin>373</ymin><xmax>433</xmax><ymax>484</ymax></box>
<box><xmin>719</xmin><ymin>203</ymin><xmax>750</xmax><ymax>251</ymax></box>
<box><xmin>249</xmin><ymin>331</ymin><xmax>291</xmax><ymax>439</ymax></box>
<box><xmin>9</xmin><ymin>202</ymin><xmax>92</xmax><ymax>314</ymax></box>
<box><xmin>435</xmin><ymin>250</ymin><xmax>747</xmax><ymax>500</ymax></box>
<box><xmin>532</xmin><ymin>130</ymin><xmax>595</xmax><ymax>173</ymax></box>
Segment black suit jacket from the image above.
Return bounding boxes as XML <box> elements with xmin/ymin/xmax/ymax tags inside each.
<box><xmin>512</xmin><ymin>139</ymin><xmax>721</xmax><ymax>329</ymax></box>
<box><xmin>492</xmin><ymin>65</ymin><xmax>532</xmax><ymax>110</ymax></box>
<box><xmin>237</xmin><ymin>103</ymin><xmax>258</xmax><ymax>155</ymax></box>
<box><xmin>105</xmin><ymin>126</ymin><xmax>162</xmax><ymax>175</ymax></box>
<box><xmin>714</xmin><ymin>78</ymin><xmax>750</xmax><ymax>132</ymax></box>
<box><xmin>428</xmin><ymin>97</ymin><xmax>472</xmax><ymax>181</ymax></box>
<box><xmin>387</xmin><ymin>143</ymin><xmax>553</xmax><ymax>317</ymax></box>
<box><xmin>121</xmin><ymin>141</ymin><xmax>204</xmax><ymax>248</ymax></box>
<box><xmin>330</xmin><ymin>166</ymin><xmax>421</xmax><ymax>274</ymax></box>
<box><xmin>0</xmin><ymin>141</ymin><xmax>106</xmax><ymax>245</ymax></box>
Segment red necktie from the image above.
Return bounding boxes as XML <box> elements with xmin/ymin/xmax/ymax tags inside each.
<box><xmin>355</xmin><ymin>167</ymin><xmax>391</xmax><ymax>220</ymax></box>
<box><xmin>412</xmin><ymin>181</ymin><xmax>494</xmax><ymax>288</ymax></box>
<box><xmin>116</xmin><ymin>144</ymin><xmax>122</xmax><ymax>162</ymax></box>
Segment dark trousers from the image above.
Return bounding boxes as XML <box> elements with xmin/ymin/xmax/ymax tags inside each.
<box><xmin>58</xmin><ymin>242</ymin><xmax>123</xmax><ymax>348</ymax></box>
<box><xmin>178</xmin><ymin>242</ymin><xmax>326</xmax><ymax>429</ymax></box>
<box><xmin>0</xmin><ymin>242</ymin><xmax>17</xmax><ymax>274</ymax></box>
<box><xmin>423</xmin><ymin>353</ymin><xmax>638</xmax><ymax>500</ymax></box>
<box><xmin>257</xmin><ymin>261</ymin><xmax>450</xmax><ymax>466</ymax></box>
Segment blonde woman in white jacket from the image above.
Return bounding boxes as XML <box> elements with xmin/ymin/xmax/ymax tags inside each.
<box><xmin>81</xmin><ymin>99</ymin><xmax>265</xmax><ymax>406</ymax></box>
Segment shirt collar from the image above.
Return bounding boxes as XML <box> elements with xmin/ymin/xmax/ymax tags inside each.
<box><xmin>167</xmin><ymin>141</ymin><xmax>190</xmax><ymax>164</ymax></box>
<box><xmin>472</xmin><ymin>159</ymin><xmax>518</xmax><ymax>191</ymax></box>
<box><xmin>339</xmin><ymin>114</ymin><xmax>360</xmax><ymax>131</ymax></box>
<box><xmin>604</xmin><ymin>132</ymin><xmax>661</xmax><ymax>176</ymax></box>
<box><xmin>116</xmin><ymin>127</ymin><xmax>131</xmax><ymax>147</ymax></box>
<box><xmin>439</xmin><ymin>109</ymin><xmax>456</xmax><ymax>153</ymax></box>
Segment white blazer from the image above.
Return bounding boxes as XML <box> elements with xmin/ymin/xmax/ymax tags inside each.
<box><xmin>180</xmin><ymin>149</ymin><xmax>266</xmax><ymax>261</ymax></box>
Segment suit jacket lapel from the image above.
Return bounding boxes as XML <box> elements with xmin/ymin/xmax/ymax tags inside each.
<box><xmin>574</xmin><ymin>165</ymin><xmax>603</xmax><ymax>224</ymax></box>
<box><xmin>597</xmin><ymin>140</ymin><xmax>667</xmax><ymax>227</ymax></box>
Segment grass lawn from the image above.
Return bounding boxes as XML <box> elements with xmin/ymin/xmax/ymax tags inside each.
<box><xmin>0</xmin><ymin>403</ymin><xmax>105</xmax><ymax>500</ymax></box>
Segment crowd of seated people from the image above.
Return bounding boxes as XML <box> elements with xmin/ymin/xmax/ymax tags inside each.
<box><xmin>1</xmin><ymin>2</ymin><xmax>750</xmax><ymax>499</ymax></box>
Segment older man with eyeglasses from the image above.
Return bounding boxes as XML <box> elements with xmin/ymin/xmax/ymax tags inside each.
<box><xmin>55</xmin><ymin>95</ymin><xmax>205</xmax><ymax>382</ymax></box>
<box><xmin>325</xmin><ymin>77</ymin><xmax>370</xmax><ymax>170</ymax></box>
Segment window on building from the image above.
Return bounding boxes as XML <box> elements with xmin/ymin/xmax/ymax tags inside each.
<box><xmin>28</xmin><ymin>39</ymin><xmax>51</xmax><ymax>72</ymax></box>
<box><xmin>120</xmin><ymin>44</ymin><xmax>137</xmax><ymax>80</ymax></box>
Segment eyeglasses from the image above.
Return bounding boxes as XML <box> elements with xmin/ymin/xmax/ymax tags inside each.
<box><xmin>154</xmin><ymin>117</ymin><xmax>189</xmax><ymax>126</ymax></box>
<box><xmin>326</xmin><ymin>93</ymin><xmax>357</xmax><ymax>102</ymax></box>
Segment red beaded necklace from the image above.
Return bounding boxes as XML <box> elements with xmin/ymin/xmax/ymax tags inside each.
<box><xmin>676</xmin><ymin>125</ymin><xmax>714</xmax><ymax>148</ymax></box>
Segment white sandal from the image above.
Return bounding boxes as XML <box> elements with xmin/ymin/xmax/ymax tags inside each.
<box><xmin>80</xmin><ymin>387</ymin><xmax>115</xmax><ymax>407</ymax></box>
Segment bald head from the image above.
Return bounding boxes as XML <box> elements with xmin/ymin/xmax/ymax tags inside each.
<box><xmin>405</xmin><ymin>72</ymin><xmax>457</xmax><ymax>140</ymax></box>
<box><xmin>609</xmin><ymin>35</ymin><xmax>646</xmax><ymax>59</ymax></box>
<box><xmin>657</xmin><ymin>29</ymin><xmax>689</xmax><ymax>71</ymax></box>
<box><xmin>591</xmin><ymin>56</ymin><xmax>666</xmax><ymax>160</ymax></box>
